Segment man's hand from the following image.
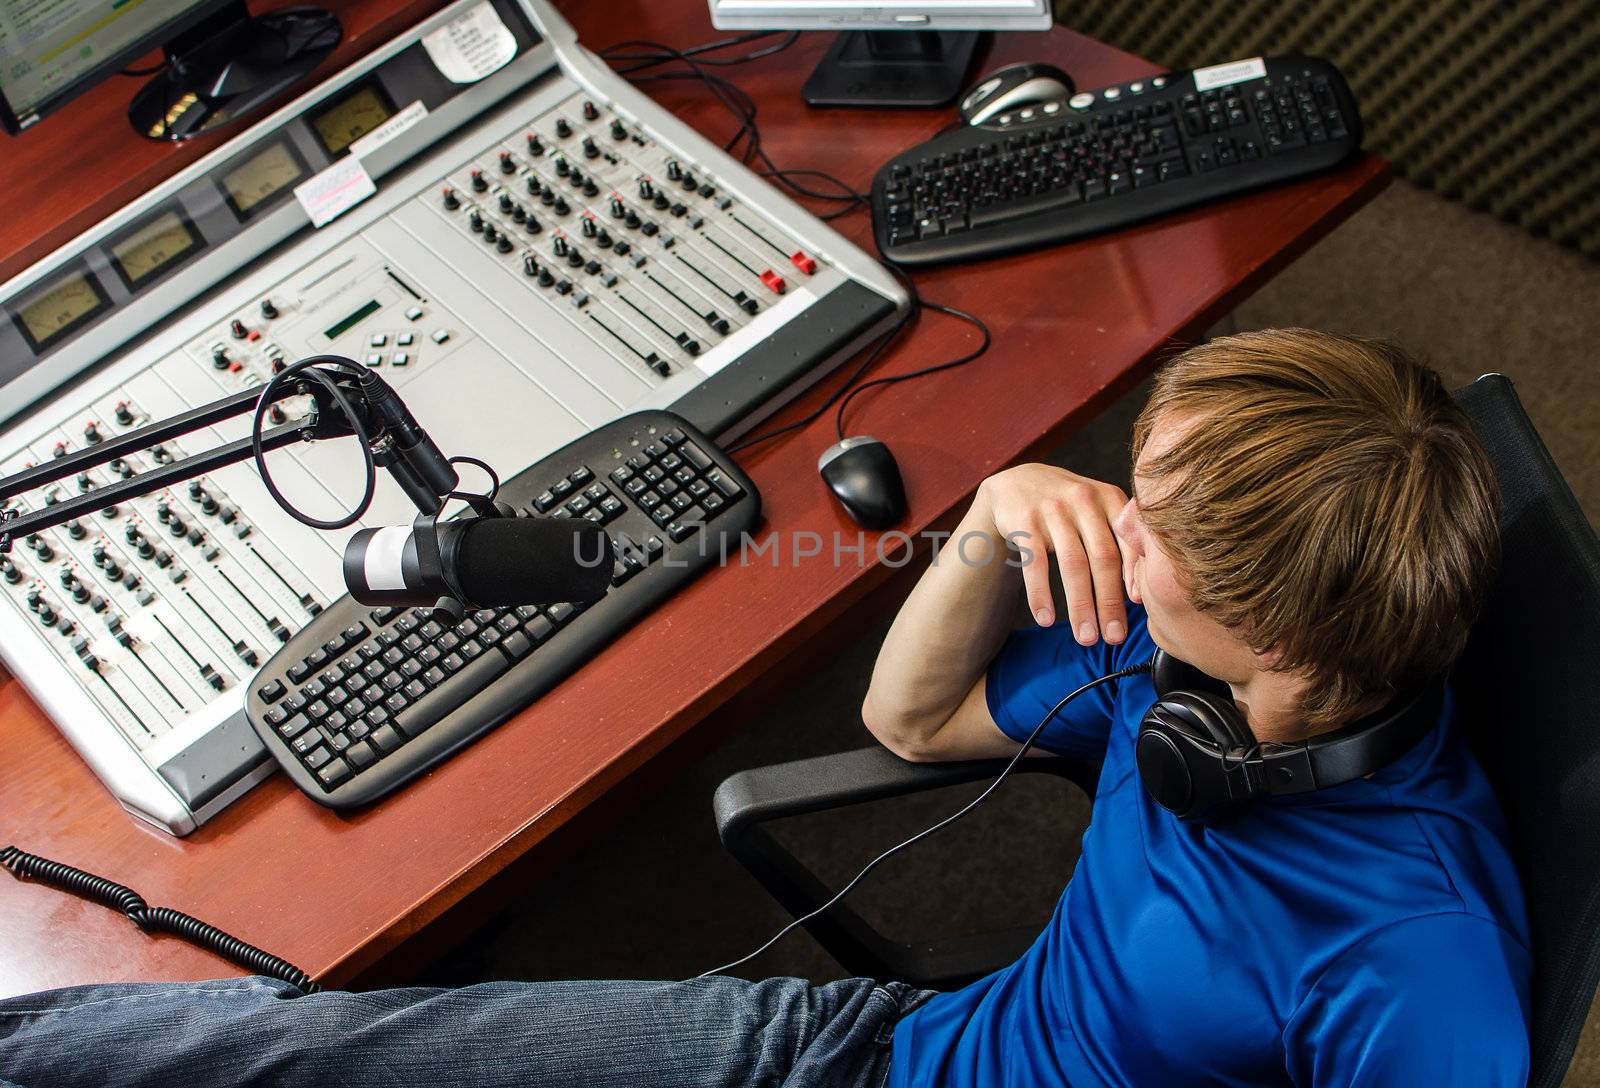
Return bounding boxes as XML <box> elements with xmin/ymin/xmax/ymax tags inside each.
<box><xmin>974</xmin><ymin>465</ymin><xmax>1130</xmax><ymax>646</ymax></box>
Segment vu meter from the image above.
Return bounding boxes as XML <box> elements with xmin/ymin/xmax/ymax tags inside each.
<box><xmin>222</xmin><ymin>140</ymin><xmax>309</xmax><ymax>219</ymax></box>
<box><xmin>310</xmin><ymin>82</ymin><xmax>394</xmax><ymax>156</ymax></box>
<box><xmin>111</xmin><ymin>210</ymin><xmax>201</xmax><ymax>288</ymax></box>
<box><xmin>13</xmin><ymin>270</ymin><xmax>108</xmax><ymax>351</ymax></box>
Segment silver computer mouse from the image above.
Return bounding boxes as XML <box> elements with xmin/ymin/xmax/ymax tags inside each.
<box><xmin>959</xmin><ymin>61</ymin><xmax>1075</xmax><ymax>126</ymax></box>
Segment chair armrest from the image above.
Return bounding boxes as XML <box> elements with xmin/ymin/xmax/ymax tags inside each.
<box><xmin>714</xmin><ymin>745</ymin><xmax>1100</xmax><ymax>846</ymax></box>
<box><xmin>711</xmin><ymin>744</ymin><xmax>1100</xmax><ymax>987</ymax></box>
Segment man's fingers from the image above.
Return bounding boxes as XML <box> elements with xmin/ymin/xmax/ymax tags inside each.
<box><xmin>1078</xmin><ymin>509</ymin><xmax>1129</xmax><ymax>643</ymax></box>
<box><xmin>1016</xmin><ymin>517</ymin><xmax>1056</xmax><ymax>626</ymax></box>
<box><xmin>1046</xmin><ymin>513</ymin><xmax>1098</xmax><ymax>645</ymax></box>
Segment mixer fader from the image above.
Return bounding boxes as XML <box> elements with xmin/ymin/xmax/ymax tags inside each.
<box><xmin>0</xmin><ymin>0</ymin><xmax>904</xmax><ymax>833</ymax></box>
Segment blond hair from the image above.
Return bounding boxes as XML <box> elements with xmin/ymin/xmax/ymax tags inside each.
<box><xmin>1131</xmin><ymin>329</ymin><xmax>1499</xmax><ymax>728</ymax></box>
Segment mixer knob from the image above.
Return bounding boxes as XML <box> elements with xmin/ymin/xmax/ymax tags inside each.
<box><xmin>442</xmin><ymin>187</ymin><xmax>460</xmax><ymax>210</ymax></box>
<box><xmin>596</xmin><ymin>228</ymin><xmax>613</xmax><ymax>248</ymax></box>
<box><xmin>77</xmin><ymin>472</ymin><xmax>93</xmax><ymax>492</ymax></box>
<box><xmin>523</xmin><ymin>254</ymin><xmax>540</xmax><ymax>277</ymax></box>
<box><xmin>499</xmin><ymin>151</ymin><xmax>516</xmax><ymax>174</ymax></box>
<box><xmin>554</xmin><ymin>157</ymin><xmax>570</xmax><ymax>177</ymax></box>
<box><xmin>511</xmin><ymin>203</ymin><xmax>527</xmax><ymax>223</ymax></box>
<box><xmin>110</xmin><ymin>458</ymin><xmax>132</xmax><ymax>479</ymax></box>
<box><xmin>537</xmin><ymin>267</ymin><xmax>555</xmax><ymax>288</ymax></box>
<box><xmin>230</xmin><ymin>319</ymin><xmax>248</xmax><ymax>340</ymax></box>
<box><xmin>124</xmin><ymin>524</ymin><xmax>142</xmax><ymax>545</ymax></box>
<box><xmin>526</xmin><ymin>176</ymin><xmax>542</xmax><ymax>197</ymax></box>
<box><xmin>666</xmin><ymin>160</ymin><xmax>683</xmax><ymax>182</ymax></box>
<box><xmin>624</xmin><ymin>210</ymin><xmax>641</xmax><ymax>229</ymax></box>
<box><xmin>99</xmin><ymin>504</ymin><xmax>119</xmax><ymax>520</ymax></box>
<box><xmin>168</xmin><ymin>516</ymin><xmax>187</xmax><ymax>538</ymax></box>
<box><xmin>526</xmin><ymin>133</ymin><xmax>544</xmax><ymax>155</ymax></box>
<box><xmin>212</xmin><ymin>346</ymin><xmax>230</xmax><ymax>369</ymax></box>
<box><xmin>538</xmin><ymin>186</ymin><xmax>556</xmax><ymax>207</ymax></box>
<box><xmin>67</xmin><ymin>520</ymin><xmax>87</xmax><ymax>540</ymax></box>
<box><xmin>638</xmin><ymin>178</ymin><xmax>655</xmax><ymax>200</ymax></box>
<box><xmin>567</xmin><ymin>248</ymin><xmax>585</xmax><ymax>269</ymax></box>
<box><xmin>35</xmin><ymin>541</ymin><xmax>54</xmax><ymax>562</ymax></box>
<box><xmin>468</xmin><ymin>210</ymin><xmax>484</xmax><ymax>233</ymax></box>
<box><xmin>524</xmin><ymin>214</ymin><xmax>542</xmax><ymax>235</ymax></box>
<box><xmin>582</xmin><ymin>137</ymin><xmax>599</xmax><ymax>160</ymax></box>
<box><xmin>482</xmin><ymin>224</ymin><xmax>499</xmax><ymax>244</ymax></box>
<box><xmin>581</xmin><ymin>217</ymin><xmax>597</xmax><ymax>238</ymax></box>
<box><xmin>83</xmin><ymin>422</ymin><xmax>102</xmax><ymax>444</ymax></box>
<box><xmin>609</xmin><ymin>196</ymin><xmax>626</xmax><ymax>218</ymax></box>
<box><xmin>0</xmin><ymin>557</ymin><xmax>18</xmax><ymax>584</ymax></box>
<box><xmin>269</xmin><ymin>405</ymin><xmax>287</xmax><ymax>425</ymax></box>
<box><xmin>653</xmin><ymin>192</ymin><xmax>670</xmax><ymax>210</ymax></box>
<box><xmin>583</xmin><ymin>179</ymin><xmax>599</xmax><ymax>197</ymax></box>
<box><xmin>188</xmin><ymin>481</ymin><xmax>204</xmax><ymax>500</ymax></box>
<box><xmin>568</xmin><ymin>167</ymin><xmax>585</xmax><ymax>188</ymax></box>
<box><xmin>582</xmin><ymin>100</ymin><xmax>599</xmax><ymax>121</ymax></box>
<box><xmin>498</xmin><ymin>192</ymin><xmax>514</xmax><ymax>213</ymax></box>
<box><xmin>151</xmin><ymin>445</ymin><xmax>172</xmax><ymax>464</ymax></box>
<box><xmin>26</xmin><ymin>587</ymin><xmax>41</xmax><ymax>610</ymax></box>
<box><xmin>271</xmin><ymin>358</ymin><xmax>286</xmax><ymax>374</ymax></box>
<box><xmin>553</xmin><ymin>197</ymin><xmax>570</xmax><ymax>216</ymax></box>
<box><xmin>114</xmin><ymin>401</ymin><xmax>135</xmax><ymax>426</ymax></box>
<box><xmin>156</xmin><ymin>501</ymin><xmax>172</xmax><ymax>523</ymax></box>
<box><xmin>470</xmin><ymin>169</ymin><xmax>488</xmax><ymax>192</ymax></box>
<box><xmin>681</xmin><ymin>172</ymin><xmax>698</xmax><ymax>191</ymax></box>
<box><xmin>42</xmin><ymin>489</ymin><xmax>59</xmax><ymax>506</ymax></box>
<box><xmin>92</xmin><ymin>544</ymin><xmax>107</xmax><ymax>565</ymax></box>
<box><xmin>260</xmin><ymin>298</ymin><xmax>280</xmax><ymax>319</ymax></box>
<box><xmin>37</xmin><ymin>602</ymin><xmax>57</xmax><ymax>627</ymax></box>
<box><xmin>52</xmin><ymin>441</ymin><xmax>68</xmax><ymax>458</ymax></box>
<box><xmin>552</xmin><ymin>236</ymin><xmax>569</xmax><ymax>258</ymax></box>
<box><xmin>554</xmin><ymin>117</ymin><xmax>572</xmax><ymax>138</ymax></box>
<box><xmin>136</xmin><ymin>539</ymin><xmax>155</xmax><ymax>560</ymax></box>
<box><xmin>611</xmin><ymin>120</ymin><xmax>627</xmax><ymax>141</ymax></box>
<box><xmin>496</xmin><ymin>234</ymin><xmax>513</xmax><ymax>254</ymax></box>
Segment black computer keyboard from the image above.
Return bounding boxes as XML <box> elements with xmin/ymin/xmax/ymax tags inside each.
<box><xmin>872</xmin><ymin>56</ymin><xmax>1362</xmax><ymax>265</ymax></box>
<box><xmin>245</xmin><ymin>411</ymin><xmax>759</xmax><ymax>808</ymax></box>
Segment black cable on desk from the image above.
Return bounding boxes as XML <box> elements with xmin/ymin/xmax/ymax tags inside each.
<box><xmin>1</xmin><ymin>845</ymin><xmax>323</xmax><ymax>993</ymax></box>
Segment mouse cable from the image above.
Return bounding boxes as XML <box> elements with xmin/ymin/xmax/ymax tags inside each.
<box><xmin>601</xmin><ymin>31</ymin><xmax>799</xmax><ymax>73</ymax></box>
<box><xmin>698</xmin><ymin>660</ymin><xmax>1154</xmax><ymax>979</ymax></box>
<box><xmin>832</xmin><ymin>297</ymin><xmax>991</xmax><ymax>443</ymax></box>
<box><xmin>723</xmin><ymin>264</ymin><xmax>923</xmax><ymax>455</ymax></box>
<box><xmin>0</xmin><ymin>844</ymin><xmax>323</xmax><ymax>993</ymax></box>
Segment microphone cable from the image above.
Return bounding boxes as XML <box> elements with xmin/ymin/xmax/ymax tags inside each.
<box><xmin>0</xmin><ymin>844</ymin><xmax>322</xmax><ymax>993</ymax></box>
<box><xmin>698</xmin><ymin>660</ymin><xmax>1153</xmax><ymax>978</ymax></box>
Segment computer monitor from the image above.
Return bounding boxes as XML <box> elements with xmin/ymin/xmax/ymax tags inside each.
<box><xmin>708</xmin><ymin>0</ymin><xmax>1052</xmax><ymax>108</ymax></box>
<box><xmin>0</xmin><ymin>0</ymin><xmax>339</xmax><ymax>140</ymax></box>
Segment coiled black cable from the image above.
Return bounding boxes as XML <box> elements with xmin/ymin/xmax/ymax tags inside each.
<box><xmin>1</xmin><ymin>844</ymin><xmax>322</xmax><ymax>993</ymax></box>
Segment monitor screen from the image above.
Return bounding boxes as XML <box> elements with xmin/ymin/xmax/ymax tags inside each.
<box><xmin>0</xmin><ymin>0</ymin><xmax>226</xmax><ymax>130</ymax></box>
<box><xmin>709</xmin><ymin>0</ymin><xmax>1053</xmax><ymax>31</ymax></box>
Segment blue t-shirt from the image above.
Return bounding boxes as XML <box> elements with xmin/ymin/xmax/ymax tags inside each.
<box><xmin>889</xmin><ymin>604</ymin><xmax>1530</xmax><ymax>1087</ymax></box>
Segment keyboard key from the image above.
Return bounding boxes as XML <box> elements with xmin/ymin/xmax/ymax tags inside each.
<box><xmin>257</xmin><ymin>679</ymin><xmax>286</xmax><ymax>704</ymax></box>
<box><xmin>370</xmin><ymin>724</ymin><xmax>404</xmax><ymax>753</ymax></box>
<box><xmin>346</xmin><ymin>740</ymin><xmax>377</xmax><ymax>768</ymax></box>
<box><xmin>316</xmin><ymin>759</ymin><xmax>352</xmax><ymax>789</ymax></box>
<box><xmin>303</xmin><ymin>745</ymin><xmax>333</xmax><ymax>770</ymax></box>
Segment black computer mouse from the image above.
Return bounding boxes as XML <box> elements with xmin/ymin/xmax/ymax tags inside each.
<box><xmin>959</xmin><ymin>61</ymin><xmax>1075</xmax><ymax>126</ymax></box>
<box><xmin>819</xmin><ymin>436</ymin><xmax>908</xmax><ymax>530</ymax></box>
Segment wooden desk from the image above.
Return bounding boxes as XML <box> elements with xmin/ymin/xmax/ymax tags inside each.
<box><xmin>0</xmin><ymin>2</ymin><xmax>1389</xmax><ymax>997</ymax></box>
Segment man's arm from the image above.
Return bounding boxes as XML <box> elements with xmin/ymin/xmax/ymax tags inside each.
<box><xmin>862</xmin><ymin>465</ymin><xmax>1130</xmax><ymax>763</ymax></box>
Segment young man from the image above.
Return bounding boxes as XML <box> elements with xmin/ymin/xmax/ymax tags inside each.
<box><xmin>0</xmin><ymin>329</ymin><xmax>1528</xmax><ymax>1086</ymax></box>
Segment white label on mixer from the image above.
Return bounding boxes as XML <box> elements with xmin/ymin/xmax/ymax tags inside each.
<box><xmin>423</xmin><ymin>2</ymin><xmax>518</xmax><ymax>84</ymax></box>
<box><xmin>1193</xmin><ymin>57</ymin><xmax>1266</xmax><ymax>91</ymax></box>
<box><xmin>294</xmin><ymin>156</ymin><xmax>377</xmax><ymax>228</ymax></box>
<box><xmin>350</xmin><ymin>100</ymin><xmax>430</xmax><ymax>160</ymax></box>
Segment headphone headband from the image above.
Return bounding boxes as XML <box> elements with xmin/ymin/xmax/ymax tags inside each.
<box><xmin>1137</xmin><ymin>649</ymin><xmax>1443</xmax><ymax>819</ymax></box>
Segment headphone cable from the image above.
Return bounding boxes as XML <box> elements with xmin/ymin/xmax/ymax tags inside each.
<box><xmin>699</xmin><ymin>659</ymin><xmax>1152</xmax><ymax>978</ymax></box>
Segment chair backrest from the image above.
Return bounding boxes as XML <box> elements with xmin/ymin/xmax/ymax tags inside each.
<box><xmin>1450</xmin><ymin>375</ymin><xmax>1600</xmax><ymax>1088</ymax></box>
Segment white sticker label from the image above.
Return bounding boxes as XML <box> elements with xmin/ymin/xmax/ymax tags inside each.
<box><xmin>294</xmin><ymin>156</ymin><xmax>378</xmax><ymax>228</ymax></box>
<box><xmin>1193</xmin><ymin>57</ymin><xmax>1267</xmax><ymax>92</ymax></box>
<box><xmin>349</xmin><ymin>100</ymin><xmax>430</xmax><ymax>160</ymax></box>
<box><xmin>422</xmin><ymin>2</ymin><xmax>518</xmax><ymax>84</ymax></box>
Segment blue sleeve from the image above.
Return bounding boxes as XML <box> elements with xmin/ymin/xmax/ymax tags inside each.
<box><xmin>1283</xmin><ymin>913</ymin><xmax>1531</xmax><ymax>1087</ymax></box>
<box><xmin>983</xmin><ymin>602</ymin><xmax>1148</xmax><ymax>760</ymax></box>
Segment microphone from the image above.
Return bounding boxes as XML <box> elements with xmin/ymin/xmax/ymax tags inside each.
<box><xmin>343</xmin><ymin>515</ymin><xmax>614</xmax><ymax>610</ymax></box>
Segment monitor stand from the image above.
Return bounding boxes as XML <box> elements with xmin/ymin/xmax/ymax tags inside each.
<box><xmin>129</xmin><ymin>2</ymin><xmax>341</xmax><ymax>142</ymax></box>
<box><xmin>802</xmin><ymin>31</ymin><xmax>986</xmax><ymax>109</ymax></box>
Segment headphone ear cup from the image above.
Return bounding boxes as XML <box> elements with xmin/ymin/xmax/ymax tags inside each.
<box><xmin>1151</xmin><ymin>647</ymin><xmax>1232</xmax><ymax>702</ymax></box>
<box><xmin>1137</xmin><ymin>689</ymin><xmax>1255</xmax><ymax>818</ymax></box>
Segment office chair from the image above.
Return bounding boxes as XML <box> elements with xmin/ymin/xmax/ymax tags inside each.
<box><xmin>713</xmin><ymin>374</ymin><xmax>1600</xmax><ymax>1088</ymax></box>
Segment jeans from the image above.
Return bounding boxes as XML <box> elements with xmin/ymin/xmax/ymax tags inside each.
<box><xmin>0</xmin><ymin>975</ymin><xmax>936</xmax><ymax>1087</ymax></box>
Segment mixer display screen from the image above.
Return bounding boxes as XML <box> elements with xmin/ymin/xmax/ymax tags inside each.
<box><xmin>222</xmin><ymin>140</ymin><xmax>309</xmax><ymax>220</ymax></box>
<box><xmin>311</xmin><ymin>82</ymin><xmax>395</xmax><ymax>157</ymax></box>
<box><xmin>11</xmin><ymin>268</ymin><xmax>109</xmax><ymax>353</ymax></box>
<box><xmin>111</xmin><ymin>210</ymin><xmax>203</xmax><ymax>289</ymax></box>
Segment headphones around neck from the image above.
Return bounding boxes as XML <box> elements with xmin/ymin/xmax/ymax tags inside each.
<box><xmin>1136</xmin><ymin>649</ymin><xmax>1443</xmax><ymax>820</ymax></box>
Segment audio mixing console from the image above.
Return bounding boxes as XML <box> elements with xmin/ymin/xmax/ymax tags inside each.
<box><xmin>0</xmin><ymin>0</ymin><xmax>905</xmax><ymax>834</ymax></box>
